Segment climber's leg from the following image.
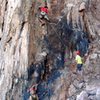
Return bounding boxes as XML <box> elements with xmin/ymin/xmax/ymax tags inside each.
<box><xmin>76</xmin><ymin>64</ymin><xmax>84</xmax><ymax>82</ymax></box>
<box><xmin>44</xmin><ymin>14</ymin><xmax>50</xmax><ymax>22</ymax></box>
<box><xmin>39</xmin><ymin>12</ymin><xmax>46</xmax><ymax>26</ymax></box>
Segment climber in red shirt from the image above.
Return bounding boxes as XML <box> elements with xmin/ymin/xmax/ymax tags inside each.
<box><xmin>39</xmin><ymin>6</ymin><xmax>48</xmax><ymax>14</ymax></box>
<box><xmin>39</xmin><ymin>5</ymin><xmax>50</xmax><ymax>26</ymax></box>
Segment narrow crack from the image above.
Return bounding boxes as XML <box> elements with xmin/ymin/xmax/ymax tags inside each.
<box><xmin>5</xmin><ymin>0</ymin><xmax>8</xmax><ymax>11</ymax></box>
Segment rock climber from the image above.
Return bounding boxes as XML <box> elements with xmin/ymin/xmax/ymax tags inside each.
<box><xmin>28</xmin><ymin>84</ymin><xmax>38</xmax><ymax>100</ymax></box>
<box><xmin>38</xmin><ymin>5</ymin><xmax>50</xmax><ymax>26</ymax></box>
<box><xmin>75</xmin><ymin>50</ymin><xmax>83</xmax><ymax>81</ymax></box>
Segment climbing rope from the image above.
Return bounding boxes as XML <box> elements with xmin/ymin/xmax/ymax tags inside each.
<box><xmin>46</xmin><ymin>22</ymin><xmax>66</xmax><ymax>48</ymax></box>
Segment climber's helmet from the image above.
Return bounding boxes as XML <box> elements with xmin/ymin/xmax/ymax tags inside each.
<box><xmin>76</xmin><ymin>50</ymin><xmax>80</xmax><ymax>55</ymax></box>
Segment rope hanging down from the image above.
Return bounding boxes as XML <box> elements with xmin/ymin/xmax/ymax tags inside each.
<box><xmin>46</xmin><ymin>22</ymin><xmax>66</xmax><ymax>48</ymax></box>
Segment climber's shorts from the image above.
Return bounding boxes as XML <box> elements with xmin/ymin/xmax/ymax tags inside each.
<box><xmin>39</xmin><ymin>12</ymin><xmax>49</xmax><ymax>21</ymax></box>
<box><xmin>77</xmin><ymin>64</ymin><xmax>83</xmax><ymax>71</ymax></box>
<box><xmin>41</xmin><ymin>11</ymin><xmax>46</xmax><ymax>16</ymax></box>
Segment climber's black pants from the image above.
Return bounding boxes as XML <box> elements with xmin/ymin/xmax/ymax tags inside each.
<box><xmin>77</xmin><ymin>64</ymin><xmax>83</xmax><ymax>71</ymax></box>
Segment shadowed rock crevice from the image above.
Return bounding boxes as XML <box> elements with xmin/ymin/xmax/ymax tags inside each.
<box><xmin>1</xmin><ymin>18</ymin><xmax>4</xmax><ymax>32</ymax></box>
<box><xmin>5</xmin><ymin>0</ymin><xmax>8</xmax><ymax>12</ymax></box>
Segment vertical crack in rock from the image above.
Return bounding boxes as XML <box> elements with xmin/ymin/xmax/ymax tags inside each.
<box><xmin>5</xmin><ymin>0</ymin><xmax>8</xmax><ymax>12</ymax></box>
<box><xmin>1</xmin><ymin>18</ymin><xmax>4</xmax><ymax>32</ymax></box>
<box><xmin>20</xmin><ymin>21</ymin><xmax>26</xmax><ymax>34</ymax></box>
<box><xmin>1</xmin><ymin>0</ymin><xmax>8</xmax><ymax>32</ymax></box>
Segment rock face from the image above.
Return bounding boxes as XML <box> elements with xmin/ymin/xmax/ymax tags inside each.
<box><xmin>0</xmin><ymin>0</ymin><xmax>100</xmax><ymax>100</ymax></box>
<box><xmin>0</xmin><ymin>0</ymin><xmax>30</xmax><ymax>99</ymax></box>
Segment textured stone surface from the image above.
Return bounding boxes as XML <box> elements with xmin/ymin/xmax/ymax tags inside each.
<box><xmin>96</xmin><ymin>88</ymin><xmax>100</xmax><ymax>100</ymax></box>
<box><xmin>0</xmin><ymin>0</ymin><xmax>30</xmax><ymax>99</ymax></box>
<box><xmin>76</xmin><ymin>91</ymin><xmax>89</xmax><ymax>100</ymax></box>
